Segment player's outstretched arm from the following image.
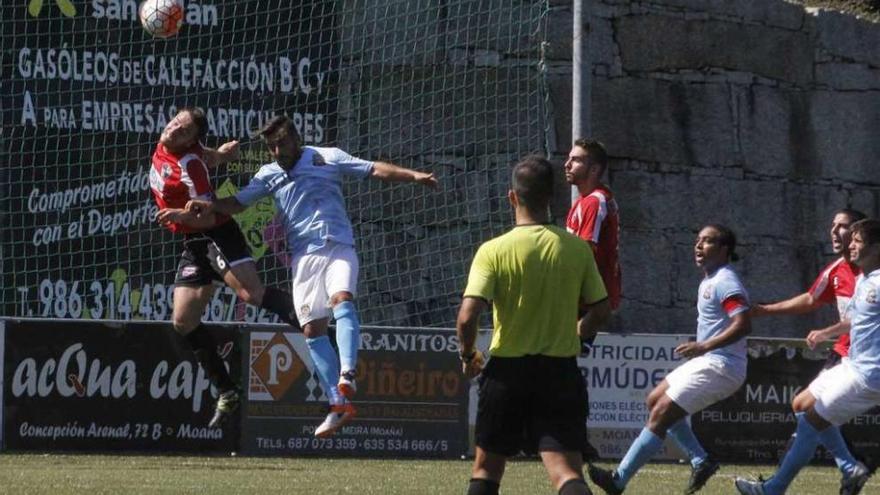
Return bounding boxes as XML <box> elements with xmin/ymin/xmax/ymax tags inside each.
<box><xmin>185</xmin><ymin>197</ymin><xmax>248</xmax><ymax>216</ymax></box>
<box><xmin>156</xmin><ymin>208</ymin><xmax>217</xmax><ymax>230</ymax></box>
<box><xmin>202</xmin><ymin>141</ymin><xmax>241</xmax><ymax>168</ymax></box>
<box><xmin>751</xmin><ymin>292</ymin><xmax>819</xmax><ymax>318</ymax></box>
<box><xmin>806</xmin><ymin>320</ymin><xmax>850</xmax><ymax>350</ymax></box>
<box><xmin>371</xmin><ymin>161</ymin><xmax>439</xmax><ymax>188</ymax></box>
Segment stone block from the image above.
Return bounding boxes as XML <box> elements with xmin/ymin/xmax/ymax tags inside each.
<box><xmin>816</xmin><ymin>62</ymin><xmax>880</xmax><ymax>91</ymax></box>
<box><xmin>814</xmin><ymin>8</ymin><xmax>880</xmax><ymax>68</ymax></box>
<box><xmin>618</xmin><ymin>230</ymin><xmax>675</xmax><ymax>306</ymax></box>
<box><xmin>615</xmin><ymin>15</ymin><xmax>813</xmax><ymax>86</ymax></box>
<box><xmin>339</xmin><ymin>0</ymin><xmax>445</xmax><ymax>66</ymax></box>
<box><xmin>445</xmin><ymin>0</ymin><xmax>546</xmax><ymax>57</ymax></box>
<box><xmin>346</xmin><ymin>66</ymin><xmax>544</xmax><ymax>158</ymax></box>
<box><xmin>593</xmin><ymin>77</ymin><xmax>737</xmax><ymax>167</ymax></box>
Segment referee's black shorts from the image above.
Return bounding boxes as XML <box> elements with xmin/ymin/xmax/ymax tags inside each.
<box><xmin>174</xmin><ymin>220</ymin><xmax>253</xmax><ymax>287</ymax></box>
<box><xmin>475</xmin><ymin>354</ymin><xmax>588</xmax><ymax>457</ymax></box>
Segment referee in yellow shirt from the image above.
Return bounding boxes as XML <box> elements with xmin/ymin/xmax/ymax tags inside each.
<box><xmin>457</xmin><ymin>156</ymin><xmax>611</xmax><ymax>495</ymax></box>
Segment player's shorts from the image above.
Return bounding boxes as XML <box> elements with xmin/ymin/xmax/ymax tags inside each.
<box><xmin>174</xmin><ymin>220</ymin><xmax>253</xmax><ymax>287</ymax></box>
<box><xmin>664</xmin><ymin>355</ymin><xmax>745</xmax><ymax>414</ymax></box>
<box><xmin>809</xmin><ymin>359</ymin><xmax>880</xmax><ymax>426</ymax></box>
<box><xmin>475</xmin><ymin>355</ymin><xmax>588</xmax><ymax>457</ymax></box>
<box><xmin>291</xmin><ymin>241</ymin><xmax>358</xmax><ymax>325</ymax></box>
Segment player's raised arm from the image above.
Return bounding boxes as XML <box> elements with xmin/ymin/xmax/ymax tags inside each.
<box><xmin>751</xmin><ymin>292</ymin><xmax>819</xmax><ymax>317</ymax></box>
<box><xmin>370</xmin><ymin>161</ymin><xmax>439</xmax><ymax>188</ymax></box>
<box><xmin>185</xmin><ymin>196</ymin><xmax>247</xmax><ymax>216</ymax></box>
<box><xmin>202</xmin><ymin>140</ymin><xmax>240</xmax><ymax>168</ymax></box>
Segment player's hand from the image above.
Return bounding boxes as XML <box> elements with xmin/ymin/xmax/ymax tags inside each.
<box><xmin>156</xmin><ymin>208</ymin><xmax>187</xmax><ymax>226</ymax></box>
<box><xmin>217</xmin><ymin>140</ymin><xmax>240</xmax><ymax>162</ymax></box>
<box><xmin>413</xmin><ymin>172</ymin><xmax>439</xmax><ymax>188</ymax></box>
<box><xmin>806</xmin><ymin>329</ymin><xmax>830</xmax><ymax>350</ymax></box>
<box><xmin>675</xmin><ymin>341</ymin><xmax>707</xmax><ymax>359</ymax></box>
<box><xmin>185</xmin><ymin>199</ymin><xmax>213</xmax><ymax>214</ymax></box>
<box><xmin>461</xmin><ymin>351</ymin><xmax>485</xmax><ymax>378</ymax></box>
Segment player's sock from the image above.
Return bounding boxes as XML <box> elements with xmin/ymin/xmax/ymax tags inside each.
<box><xmin>467</xmin><ymin>478</ymin><xmax>499</xmax><ymax>495</ymax></box>
<box><xmin>667</xmin><ymin>418</ymin><xmax>708</xmax><ymax>467</ymax></box>
<box><xmin>185</xmin><ymin>324</ymin><xmax>235</xmax><ymax>393</ymax></box>
<box><xmin>816</xmin><ymin>423</ymin><xmax>857</xmax><ymax>474</ymax></box>
<box><xmin>763</xmin><ymin>414</ymin><xmax>821</xmax><ymax>495</ymax></box>
<box><xmin>260</xmin><ymin>287</ymin><xmax>300</xmax><ymax>329</ymax></box>
<box><xmin>333</xmin><ymin>301</ymin><xmax>360</xmax><ymax>373</ymax></box>
<box><xmin>615</xmin><ymin>427</ymin><xmax>664</xmax><ymax>488</ymax></box>
<box><xmin>306</xmin><ymin>336</ymin><xmax>343</xmax><ymax>404</ymax></box>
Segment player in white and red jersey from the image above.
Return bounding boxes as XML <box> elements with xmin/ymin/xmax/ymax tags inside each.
<box><xmin>565</xmin><ymin>138</ymin><xmax>621</xmax><ymax>311</ymax></box>
<box><xmin>590</xmin><ymin>224</ymin><xmax>751</xmax><ymax>495</ymax></box>
<box><xmin>750</xmin><ymin>208</ymin><xmax>868</xmax><ymax>491</ymax></box>
<box><xmin>152</xmin><ymin>107</ymin><xmax>300</xmax><ymax>429</ymax></box>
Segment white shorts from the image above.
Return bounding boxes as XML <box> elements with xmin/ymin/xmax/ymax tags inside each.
<box><xmin>664</xmin><ymin>355</ymin><xmax>745</xmax><ymax>414</ymax></box>
<box><xmin>291</xmin><ymin>242</ymin><xmax>359</xmax><ymax>325</ymax></box>
<box><xmin>809</xmin><ymin>360</ymin><xmax>880</xmax><ymax>426</ymax></box>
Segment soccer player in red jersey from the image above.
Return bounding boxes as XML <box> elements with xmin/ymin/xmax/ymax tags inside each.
<box><xmin>152</xmin><ymin>107</ymin><xmax>300</xmax><ymax>428</ymax></box>
<box><xmin>751</xmin><ymin>208</ymin><xmax>869</xmax><ymax>491</ymax></box>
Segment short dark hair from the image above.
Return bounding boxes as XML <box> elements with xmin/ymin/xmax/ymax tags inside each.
<box><xmin>852</xmin><ymin>219</ymin><xmax>880</xmax><ymax>246</ymax></box>
<box><xmin>178</xmin><ymin>106</ymin><xmax>208</xmax><ymax>142</ymax></box>
<box><xmin>512</xmin><ymin>155</ymin><xmax>554</xmax><ymax>211</ymax></box>
<box><xmin>705</xmin><ymin>223</ymin><xmax>740</xmax><ymax>262</ymax></box>
<box><xmin>258</xmin><ymin>115</ymin><xmax>300</xmax><ymax>143</ymax></box>
<box><xmin>837</xmin><ymin>208</ymin><xmax>867</xmax><ymax>224</ymax></box>
<box><xmin>573</xmin><ymin>138</ymin><xmax>608</xmax><ymax>175</ymax></box>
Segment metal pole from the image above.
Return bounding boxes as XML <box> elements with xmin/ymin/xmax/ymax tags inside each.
<box><xmin>572</xmin><ymin>0</ymin><xmax>590</xmax><ymax>204</ymax></box>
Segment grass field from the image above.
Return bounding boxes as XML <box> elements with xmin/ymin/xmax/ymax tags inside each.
<box><xmin>0</xmin><ymin>454</ymin><xmax>875</xmax><ymax>494</ymax></box>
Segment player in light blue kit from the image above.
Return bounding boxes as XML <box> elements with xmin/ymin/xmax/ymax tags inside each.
<box><xmin>187</xmin><ymin>115</ymin><xmax>438</xmax><ymax>437</ymax></box>
<box><xmin>735</xmin><ymin>219</ymin><xmax>880</xmax><ymax>495</ymax></box>
<box><xmin>590</xmin><ymin>224</ymin><xmax>752</xmax><ymax>495</ymax></box>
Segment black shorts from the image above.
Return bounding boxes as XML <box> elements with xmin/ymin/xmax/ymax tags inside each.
<box><xmin>475</xmin><ymin>355</ymin><xmax>588</xmax><ymax>457</ymax></box>
<box><xmin>174</xmin><ymin>220</ymin><xmax>253</xmax><ymax>287</ymax></box>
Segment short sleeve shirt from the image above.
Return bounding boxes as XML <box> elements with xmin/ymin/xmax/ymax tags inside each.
<box><xmin>463</xmin><ymin>225</ymin><xmax>608</xmax><ymax>358</ymax></box>
<box><xmin>566</xmin><ymin>186</ymin><xmax>621</xmax><ymax>309</ymax></box>
<box><xmin>809</xmin><ymin>257</ymin><xmax>860</xmax><ymax>357</ymax></box>
<box><xmin>846</xmin><ymin>269</ymin><xmax>880</xmax><ymax>391</ymax></box>
<box><xmin>235</xmin><ymin>147</ymin><xmax>374</xmax><ymax>255</ymax></box>
<box><xmin>696</xmin><ymin>264</ymin><xmax>750</xmax><ymax>375</ymax></box>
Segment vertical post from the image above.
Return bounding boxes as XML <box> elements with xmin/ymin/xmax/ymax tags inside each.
<box><xmin>572</xmin><ymin>0</ymin><xmax>590</xmax><ymax>204</ymax></box>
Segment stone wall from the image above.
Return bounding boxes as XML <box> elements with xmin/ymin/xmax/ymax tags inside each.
<box><xmin>545</xmin><ymin>0</ymin><xmax>880</xmax><ymax>336</ymax></box>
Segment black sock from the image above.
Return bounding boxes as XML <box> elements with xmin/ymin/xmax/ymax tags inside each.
<box><xmin>467</xmin><ymin>478</ymin><xmax>499</xmax><ymax>495</ymax></box>
<box><xmin>185</xmin><ymin>324</ymin><xmax>235</xmax><ymax>393</ymax></box>
<box><xmin>260</xmin><ymin>287</ymin><xmax>300</xmax><ymax>329</ymax></box>
<box><xmin>559</xmin><ymin>478</ymin><xmax>590</xmax><ymax>495</ymax></box>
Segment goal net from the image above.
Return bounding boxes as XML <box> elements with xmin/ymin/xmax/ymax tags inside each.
<box><xmin>0</xmin><ymin>0</ymin><xmax>550</xmax><ymax>326</ymax></box>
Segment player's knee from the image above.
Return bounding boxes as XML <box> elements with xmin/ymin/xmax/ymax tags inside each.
<box><xmin>171</xmin><ymin>318</ymin><xmax>195</xmax><ymax>335</ymax></box>
<box><xmin>330</xmin><ymin>291</ymin><xmax>354</xmax><ymax>307</ymax></box>
<box><xmin>791</xmin><ymin>390</ymin><xmax>815</xmax><ymax>413</ymax></box>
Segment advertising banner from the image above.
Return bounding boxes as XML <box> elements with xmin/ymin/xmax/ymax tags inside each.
<box><xmin>242</xmin><ymin>327</ymin><xmax>469</xmax><ymax>458</ymax></box>
<box><xmin>1</xmin><ymin>1</ymin><xmax>337</xmax><ymax>322</ymax></box>
<box><xmin>578</xmin><ymin>334</ymin><xmax>690</xmax><ymax>460</ymax></box>
<box><xmin>694</xmin><ymin>338</ymin><xmax>880</xmax><ymax>463</ymax></box>
<box><xmin>3</xmin><ymin>319</ymin><xmax>239</xmax><ymax>452</ymax></box>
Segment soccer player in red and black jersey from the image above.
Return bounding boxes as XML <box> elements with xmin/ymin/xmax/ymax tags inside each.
<box><xmin>152</xmin><ymin>107</ymin><xmax>300</xmax><ymax>428</ymax></box>
<box><xmin>751</xmin><ymin>207</ymin><xmax>869</xmax><ymax>488</ymax></box>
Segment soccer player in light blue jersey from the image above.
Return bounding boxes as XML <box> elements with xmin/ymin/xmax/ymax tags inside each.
<box><xmin>590</xmin><ymin>224</ymin><xmax>752</xmax><ymax>495</ymax></box>
<box><xmin>735</xmin><ymin>219</ymin><xmax>880</xmax><ymax>495</ymax></box>
<box><xmin>187</xmin><ymin>115</ymin><xmax>438</xmax><ymax>437</ymax></box>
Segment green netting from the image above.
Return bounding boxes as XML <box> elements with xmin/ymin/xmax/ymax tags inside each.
<box><xmin>1</xmin><ymin>0</ymin><xmax>550</xmax><ymax>326</ymax></box>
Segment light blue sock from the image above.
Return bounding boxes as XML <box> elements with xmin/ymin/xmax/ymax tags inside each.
<box><xmin>333</xmin><ymin>301</ymin><xmax>360</xmax><ymax>373</ymax></box>
<box><xmin>764</xmin><ymin>414</ymin><xmax>821</xmax><ymax>495</ymax></box>
<box><xmin>816</xmin><ymin>424</ymin><xmax>857</xmax><ymax>474</ymax></box>
<box><xmin>306</xmin><ymin>336</ymin><xmax>342</xmax><ymax>404</ymax></box>
<box><xmin>667</xmin><ymin>418</ymin><xmax>708</xmax><ymax>467</ymax></box>
<box><xmin>615</xmin><ymin>427</ymin><xmax>664</xmax><ymax>488</ymax></box>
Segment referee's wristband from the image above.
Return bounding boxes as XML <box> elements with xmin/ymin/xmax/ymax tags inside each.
<box><xmin>459</xmin><ymin>350</ymin><xmax>476</xmax><ymax>363</ymax></box>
